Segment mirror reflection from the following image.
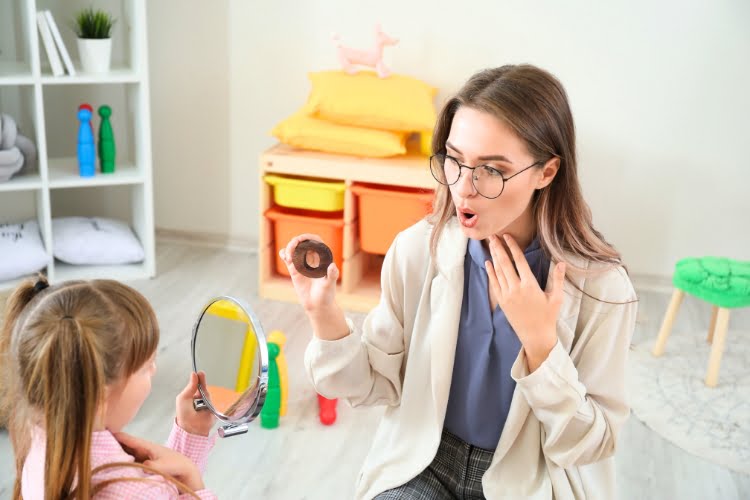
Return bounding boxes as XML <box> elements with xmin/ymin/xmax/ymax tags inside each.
<box><xmin>192</xmin><ymin>297</ymin><xmax>268</xmax><ymax>436</ymax></box>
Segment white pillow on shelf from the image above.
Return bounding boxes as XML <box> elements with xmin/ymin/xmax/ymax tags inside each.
<box><xmin>52</xmin><ymin>217</ymin><xmax>145</xmax><ymax>265</ymax></box>
<box><xmin>0</xmin><ymin>220</ymin><xmax>49</xmax><ymax>282</ymax></box>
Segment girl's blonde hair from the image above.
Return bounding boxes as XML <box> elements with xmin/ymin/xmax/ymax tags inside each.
<box><xmin>0</xmin><ymin>277</ymin><xmax>197</xmax><ymax>499</ymax></box>
<box><xmin>429</xmin><ymin>64</ymin><xmax>623</xmax><ymax>275</ymax></box>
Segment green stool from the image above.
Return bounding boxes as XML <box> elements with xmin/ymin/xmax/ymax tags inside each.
<box><xmin>652</xmin><ymin>257</ymin><xmax>750</xmax><ymax>387</ymax></box>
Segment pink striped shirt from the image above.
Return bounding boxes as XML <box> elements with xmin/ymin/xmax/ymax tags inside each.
<box><xmin>22</xmin><ymin>422</ymin><xmax>217</xmax><ymax>499</ymax></box>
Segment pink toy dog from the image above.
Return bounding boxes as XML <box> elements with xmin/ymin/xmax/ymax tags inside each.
<box><xmin>332</xmin><ymin>23</ymin><xmax>399</xmax><ymax>78</ymax></box>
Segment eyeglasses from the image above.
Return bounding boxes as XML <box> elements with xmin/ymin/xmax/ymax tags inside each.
<box><xmin>429</xmin><ymin>153</ymin><xmax>543</xmax><ymax>199</ymax></box>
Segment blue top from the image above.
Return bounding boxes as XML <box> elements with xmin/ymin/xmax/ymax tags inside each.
<box><xmin>443</xmin><ymin>237</ymin><xmax>550</xmax><ymax>450</ymax></box>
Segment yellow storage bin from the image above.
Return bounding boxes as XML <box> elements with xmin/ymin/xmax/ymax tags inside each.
<box><xmin>264</xmin><ymin>175</ymin><xmax>346</xmax><ymax>212</ymax></box>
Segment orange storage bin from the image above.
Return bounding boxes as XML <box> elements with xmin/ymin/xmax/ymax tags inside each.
<box><xmin>264</xmin><ymin>206</ymin><xmax>344</xmax><ymax>280</ymax></box>
<box><xmin>350</xmin><ymin>183</ymin><xmax>434</xmax><ymax>255</ymax></box>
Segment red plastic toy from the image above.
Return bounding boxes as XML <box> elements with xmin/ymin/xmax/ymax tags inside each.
<box><xmin>317</xmin><ymin>394</ymin><xmax>337</xmax><ymax>425</ymax></box>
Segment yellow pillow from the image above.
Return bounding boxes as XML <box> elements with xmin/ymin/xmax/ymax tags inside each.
<box><xmin>302</xmin><ymin>71</ymin><xmax>437</xmax><ymax>132</ymax></box>
<box><xmin>271</xmin><ymin>111</ymin><xmax>407</xmax><ymax>158</ymax></box>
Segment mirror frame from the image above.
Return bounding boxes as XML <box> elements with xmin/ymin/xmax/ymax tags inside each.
<box><xmin>190</xmin><ymin>295</ymin><xmax>269</xmax><ymax>437</ymax></box>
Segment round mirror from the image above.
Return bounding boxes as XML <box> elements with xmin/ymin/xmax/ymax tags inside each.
<box><xmin>191</xmin><ymin>296</ymin><xmax>268</xmax><ymax>437</ymax></box>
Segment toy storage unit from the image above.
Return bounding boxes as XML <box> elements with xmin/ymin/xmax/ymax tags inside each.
<box><xmin>259</xmin><ymin>143</ymin><xmax>434</xmax><ymax>312</ymax></box>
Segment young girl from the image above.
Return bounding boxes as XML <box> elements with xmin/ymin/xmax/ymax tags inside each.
<box><xmin>281</xmin><ymin>64</ymin><xmax>638</xmax><ymax>499</ymax></box>
<box><xmin>0</xmin><ymin>278</ymin><xmax>218</xmax><ymax>499</ymax></box>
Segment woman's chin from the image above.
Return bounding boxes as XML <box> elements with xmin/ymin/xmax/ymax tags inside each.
<box><xmin>459</xmin><ymin>223</ymin><xmax>485</xmax><ymax>240</ymax></box>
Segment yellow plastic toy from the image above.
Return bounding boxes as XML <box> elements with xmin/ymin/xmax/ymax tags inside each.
<box><xmin>267</xmin><ymin>330</ymin><xmax>288</xmax><ymax>417</ymax></box>
<box><xmin>204</xmin><ymin>302</ymin><xmax>288</xmax><ymax>419</ymax></box>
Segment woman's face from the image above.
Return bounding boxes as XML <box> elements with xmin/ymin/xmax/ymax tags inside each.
<box><xmin>446</xmin><ymin>106</ymin><xmax>558</xmax><ymax>243</ymax></box>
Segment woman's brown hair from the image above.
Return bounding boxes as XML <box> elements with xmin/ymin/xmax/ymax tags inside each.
<box><xmin>0</xmin><ymin>277</ymin><xmax>197</xmax><ymax>499</ymax></box>
<box><xmin>429</xmin><ymin>64</ymin><xmax>623</xmax><ymax>277</ymax></box>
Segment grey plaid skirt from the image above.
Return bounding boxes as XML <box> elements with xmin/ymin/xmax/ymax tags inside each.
<box><xmin>374</xmin><ymin>429</ymin><xmax>494</xmax><ymax>500</ymax></box>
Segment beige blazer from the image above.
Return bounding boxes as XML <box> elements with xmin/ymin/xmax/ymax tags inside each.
<box><xmin>305</xmin><ymin>218</ymin><xmax>638</xmax><ymax>499</ymax></box>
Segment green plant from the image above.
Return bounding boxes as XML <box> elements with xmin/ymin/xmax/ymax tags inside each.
<box><xmin>73</xmin><ymin>7</ymin><xmax>116</xmax><ymax>39</ymax></box>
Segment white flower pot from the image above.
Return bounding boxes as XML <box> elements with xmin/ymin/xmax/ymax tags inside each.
<box><xmin>77</xmin><ymin>38</ymin><xmax>112</xmax><ymax>73</ymax></box>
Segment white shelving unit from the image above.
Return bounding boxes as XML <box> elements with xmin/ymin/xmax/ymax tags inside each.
<box><xmin>0</xmin><ymin>0</ymin><xmax>155</xmax><ymax>290</ymax></box>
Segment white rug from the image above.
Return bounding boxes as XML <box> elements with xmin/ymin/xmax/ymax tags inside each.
<box><xmin>627</xmin><ymin>331</ymin><xmax>750</xmax><ymax>474</ymax></box>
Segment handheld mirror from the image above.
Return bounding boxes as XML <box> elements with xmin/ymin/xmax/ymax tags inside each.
<box><xmin>191</xmin><ymin>296</ymin><xmax>268</xmax><ymax>437</ymax></box>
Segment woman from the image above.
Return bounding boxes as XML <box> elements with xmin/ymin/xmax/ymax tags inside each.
<box><xmin>281</xmin><ymin>64</ymin><xmax>637</xmax><ymax>499</ymax></box>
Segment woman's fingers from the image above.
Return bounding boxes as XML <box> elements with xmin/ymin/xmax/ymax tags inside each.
<box><xmin>326</xmin><ymin>262</ymin><xmax>340</xmax><ymax>283</ymax></box>
<box><xmin>485</xmin><ymin>260</ymin><xmax>504</xmax><ymax>305</ymax></box>
<box><xmin>488</xmin><ymin>235</ymin><xmax>519</xmax><ymax>289</ymax></box>
<box><xmin>503</xmin><ymin>234</ymin><xmax>536</xmax><ymax>284</ymax></box>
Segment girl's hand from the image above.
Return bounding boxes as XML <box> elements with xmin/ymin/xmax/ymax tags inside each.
<box><xmin>176</xmin><ymin>371</ymin><xmax>215</xmax><ymax>436</ymax></box>
<box><xmin>485</xmin><ymin>234</ymin><xmax>566</xmax><ymax>372</ymax></box>
<box><xmin>280</xmin><ymin>234</ymin><xmax>349</xmax><ymax>341</ymax></box>
<box><xmin>114</xmin><ymin>432</ymin><xmax>205</xmax><ymax>491</ymax></box>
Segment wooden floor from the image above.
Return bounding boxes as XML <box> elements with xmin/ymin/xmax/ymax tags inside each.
<box><xmin>1</xmin><ymin>242</ymin><xmax>748</xmax><ymax>499</ymax></box>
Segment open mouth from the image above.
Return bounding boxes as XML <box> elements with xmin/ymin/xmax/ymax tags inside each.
<box><xmin>458</xmin><ymin>208</ymin><xmax>478</xmax><ymax>228</ymax></box>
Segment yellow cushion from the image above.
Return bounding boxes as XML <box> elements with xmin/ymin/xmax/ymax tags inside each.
<box><xmin>271</xmin><ymin>111</ymin><xmax>407</xmax><ymax>158</ymax></box>
<box><xmin>302</xmin><ymin>71</ymin><xmax>437</xmax><ymax>132</ymax></box>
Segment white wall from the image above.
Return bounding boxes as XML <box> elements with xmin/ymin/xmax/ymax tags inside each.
<box><xmin>147</xmin><ymin>1</ymin><xmax>233</xmax><ymax>241</ymax></box>
<box><xmin>149</xmin><ymin>0</ymin><xmax>750</xmax><ymax>277</ymax></box>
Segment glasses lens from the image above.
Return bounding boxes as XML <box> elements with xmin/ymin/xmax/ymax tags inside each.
<box><xmin>473</xmin><ymin>166</ymin><xmax>505</xmax><ymax>198</ymax></box>
<box><xmin>431</xmin><ymin>155</ymin><xmax>460</xmax><ymax>185</ymax></box>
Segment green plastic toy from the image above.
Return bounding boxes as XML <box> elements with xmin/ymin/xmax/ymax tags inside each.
<box><xmin>98</xmin><ymin>105</ymin><xmax>116</xmax><ymax>173</ymax></box>
<box><xmin>260</xmin><ymin>342</ymin><xmax>281</xmax><ymax>429</ymax></box>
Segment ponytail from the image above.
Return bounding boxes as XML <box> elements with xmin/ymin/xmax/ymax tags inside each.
<box><xmin>41</xmin><ymin>315</ymin><xmax>105</xmax><ymax>500</ymax></box>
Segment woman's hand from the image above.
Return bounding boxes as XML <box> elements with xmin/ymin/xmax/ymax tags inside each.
<box><xmin>280</xmin><ymin>234</ymin><xmax>349</xmax><ymax>341</ymax></box>
<box><xmin>280</xmin><ymin>234</ymin><xmax>339</xmax><ymax>314</ymax></box>
<box><xmin>485</xmin><ymin>234</ymin><xmax>566</xmax><ymax>372</ymax></box>
<box><xmin>114</xmin><ymin>432</ymin><xmax>205</xmax><ymax>491</ymax></box>
<box><xmin>176</xmin><ymin>371</ymin><xmax>215</xmax><ymax>436</ymax></box>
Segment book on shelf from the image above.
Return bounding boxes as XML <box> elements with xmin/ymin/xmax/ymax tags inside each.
<box><xmin>36</xmin><ymin>11</ymin><xmax>63</xmax><ymax>76</ymax></box>
<box><xmin>44</xmin><ymin>10</ymin><xmax>76</xmax><ymax>76</ymax></box>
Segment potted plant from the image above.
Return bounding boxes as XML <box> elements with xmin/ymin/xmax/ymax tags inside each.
<box><xmin>74</xmin><ymin>7</ymin><xmax>116</xmax><ymax>73</ymax></box>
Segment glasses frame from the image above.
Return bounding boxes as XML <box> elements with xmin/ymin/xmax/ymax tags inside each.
<box><xmin>430</xmin><ymin>153</ymin><xmax>544</xmax><ymax>199</ymax></box>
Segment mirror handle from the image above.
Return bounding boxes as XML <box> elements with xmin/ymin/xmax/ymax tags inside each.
<box><xmin>218</xmin><ymin>423</ymin><xmax>249</xmax><ymax>437</ymax></box>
